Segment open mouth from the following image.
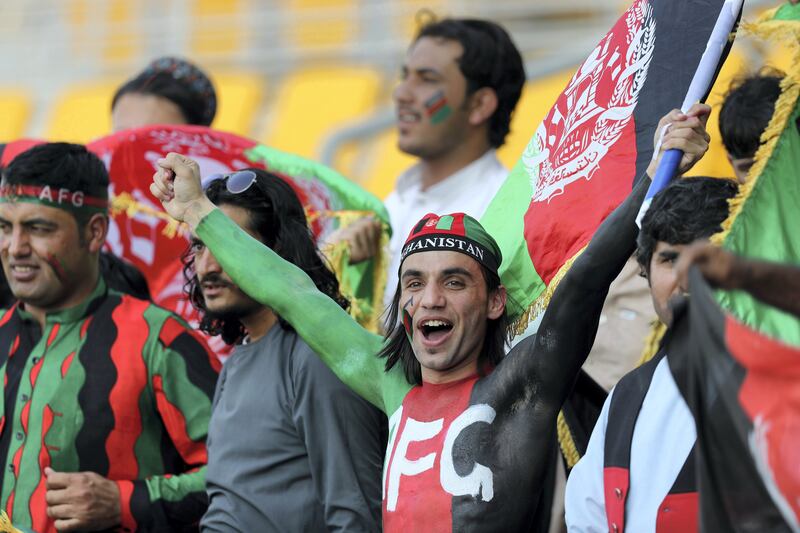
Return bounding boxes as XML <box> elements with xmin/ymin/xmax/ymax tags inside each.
<box><xmin>419</xmin><ymin>319</ymin><xmax>453</xmax><ymax>342</ymax></box>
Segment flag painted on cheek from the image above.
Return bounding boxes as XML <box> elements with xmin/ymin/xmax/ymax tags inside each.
<box><xmin>402</xmin><ymin>297</ymin><xmax>414</xmax><ymax>341</ymax></box>
<box><xmin>425</xmin><ymin>91</ymin><xmax>453</xmax><ymax>125</ymax></box>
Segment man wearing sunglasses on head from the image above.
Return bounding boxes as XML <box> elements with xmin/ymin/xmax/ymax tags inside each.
<box><xmin>185</xmin><ymin>168</ymin><xmax>384</xmax><ymax>533</ymax></box>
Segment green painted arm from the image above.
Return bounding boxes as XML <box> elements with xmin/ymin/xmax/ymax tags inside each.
<box><xmin>196</xmin><ymin>209</ymin><xmax>411</xmax><ymax>412</ymax></box>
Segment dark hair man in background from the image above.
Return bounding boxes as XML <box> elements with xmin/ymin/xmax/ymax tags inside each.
<box><xmin>330</xmin><ymin>18</ymin><xmax>526</xmax><ymax>309</ymax></box>
<box><xmin>111</xmin><ymin>56</ymin><xmax>217</xmax><ymax>132</ymax></box>
<box><xmin>183</xmin><ymin>169</ymin><xmax>385</xmax><ymax>532</ymax></box>
<box><xmin>0</xmin><ymin>143</ymin><xmax>219</xmax><ymax>532</ymax></box>
<box><xmin>719</xmin><ymin>71</ymin><xmax>783</xmax><ymax>183</ymax></box>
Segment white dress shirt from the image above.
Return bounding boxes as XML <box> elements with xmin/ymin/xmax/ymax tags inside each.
<box><xmin>383</xmin><ymin>149</ymin><xmax>508</xmax><ymax>308</ymax></box>
<box><xmin>565</xmin><ymin>357</ymin><xmax>696</xmax><ymax>533</ymax></box>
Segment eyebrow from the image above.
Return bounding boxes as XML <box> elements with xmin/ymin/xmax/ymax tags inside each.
<box><xmin>401</xmin><ymin>269</ymin><xmax>423</xmax><ymax>280</ymax></box>
<box><xmin>401</xmin><ymin>65</ymin><xmax>442</xmax><ymax>78</ymax></box>
<box><xmin>657</xmin><ymin>249</ymin><xmax>680</xmax><ymax>261</ymax></box>
<box><xmin>442</xmin><ymin>267</ymin><xmax>473</xmax><ymax>278</ymax></box>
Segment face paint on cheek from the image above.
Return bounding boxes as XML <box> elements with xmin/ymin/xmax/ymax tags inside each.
<box><xmin>45</xmin><ymin>254</ymin><xmax>69</xmax><ymax>283</ymax></box>
<box><xmin>424</xmin><ymin>90</ymin><xmax>453</xmax><ymax>125</ymax></box>
<box><xmin>402</xmin><ymin>296</ymin><xmax>414</xmax><ymax>341</ymax></box>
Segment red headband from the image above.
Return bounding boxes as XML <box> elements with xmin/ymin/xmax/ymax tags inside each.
<box><xmin>0</xmin><ymin>184</ymin><xmax>108</xmax><ymax>210</ymax></box>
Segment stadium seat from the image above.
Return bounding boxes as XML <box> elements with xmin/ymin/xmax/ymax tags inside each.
<box><xmin>45</xmin><ymin>80</ymin><xmax>119</xmax><ymax>143</ymax></box>
<box><xmin>260</xmin><ymin>65</ymin><xmax>383</xmax><ymax>161</ymax></box>
<box><xmin>191</xmin><ymin>0</ymin><xmax>245</xmax><ymax>57</ymax></box>
<box><xmin>0</xmin><ymin>89</ymin><xmax>32</xmax><ymax>141</ymax></box>
<box><xmin>213</xmin><ymin>72</ymin><xmax>266</xmax><ymax>136</ymax></box>
<box><xmin>360</xmin><ymin>129</ymin><xmax>416</xmax><ymax>200</ymax></box>
<box><xmin>287</xmin><ymin>0</ymin><xmax>355</xmax><ymax>49</ymax></box>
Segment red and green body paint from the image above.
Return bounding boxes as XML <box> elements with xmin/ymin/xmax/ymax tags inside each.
<box><xmin>425</xmin><ymin>90</ymin><xmax>453</xmax><ymax>125</ymax></box>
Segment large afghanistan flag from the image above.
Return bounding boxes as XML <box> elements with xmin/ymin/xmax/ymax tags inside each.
<box><xmin>86</xmin><ymin>125</ymin><xmax>390</xmax><ymax>334</ymax></box>
<box><xmin>481</xmin><ymin>0</ymin><xmax>738</xmax><ymax>324</ymax></box>
<box><xmin>480</xmin><ymin>0</ymin><xmax>739</xmax><ymax>468</ymax></box>
<box><xmin>664</xmin><ymin>5</ymin><xmax>800</xmax><ymax>530</ymax></box>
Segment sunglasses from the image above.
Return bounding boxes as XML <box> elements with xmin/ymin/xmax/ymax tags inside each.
<box><xmin>202</xmin><ymin>170</ymin><xmax>258</xmax><ymax>194</ymax></box>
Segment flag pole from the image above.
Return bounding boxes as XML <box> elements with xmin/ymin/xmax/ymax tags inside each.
<box><xmin>636</xmin><ymin>0</ymin><xmax>744</xmax><ymax>227</ymax></box>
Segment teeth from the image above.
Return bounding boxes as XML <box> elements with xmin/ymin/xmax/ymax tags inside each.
<box><xmin>398</xmin><ymin>113</ymin><xmax>420</xmax><ymax>123</ymax></box>
<box><xmin>422</xmin><ymin>320</ymin><xmax>449</xmax><ymax>327</ymax></box>
<box><xmin>13</xmin><ymin>266</ymin><xmax>33</xmax><ymax>272</ymax></box>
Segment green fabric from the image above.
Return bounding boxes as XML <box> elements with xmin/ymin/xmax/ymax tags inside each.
<box><xmin>244</xmin><ymin>144</ymin><xmax>391</xmax><ymax>326</ymax></box>
<box><xmin>196</xmin><ymin>208</ymin><xmax>413</xmax><ymax>414</ymax></box>
<box><xmin>480</xmin><ymin>157</ymin><xmax>545</xmax><ymax>320</ymax></box>
<box><xmin>718</xmin><ymin>92</ymin><xmax>800</xmax><ymax>345</ymax></box>
<box><xmin>774</xmin><ymin>1</ymin><xmax>800</xmax><ymax>21</ymax></box>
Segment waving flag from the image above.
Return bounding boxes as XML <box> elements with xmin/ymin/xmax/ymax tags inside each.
<box><xmin>665</xmin><ymin>6</ymin><xmax>800</xmax><ymax>531</ymax></box>
<box><xmin>667</xmin><ymin>270</ymin><xmax>800</xmax><ymax>532</ymax></box>
<box><xmin>87</xmin><ymin>126</ymin><xmax>390</xmax><ymax>333</ymax></box>
<box><xmin>480</xmin><ymin>0</ymin><xmax>737</xmax><ymax>325</ymax></box>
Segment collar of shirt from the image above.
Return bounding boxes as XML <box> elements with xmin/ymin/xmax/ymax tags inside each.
<box><xmin>392</xmin><ymin>149</ymin><xmax>503</xmax><ymax>205</ymax></box>
<box><xmin>16</xmin><ymin>276</ymin><xmax>107</xmax><ymax>324</ymax></box>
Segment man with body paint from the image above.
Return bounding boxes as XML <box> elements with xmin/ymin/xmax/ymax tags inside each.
<box><xmin>149</xmin><ymin>108</ymin><xmax>708</xmax><ymax>532</ymax></box>
<box><xmin>0</xmin><ymin>143</ymin><xmax>219</xmax><ymax>532</ymax></box>
<box><xmin>329</xmin><ymin>18</ymin><xmax>526</xmax><ymax>310</ymax></box>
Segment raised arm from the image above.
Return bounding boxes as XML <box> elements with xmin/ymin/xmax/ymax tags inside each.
<box><xmin>676</xmin><ymin>242</ymin><xmax>800</xmax><ymax>318</ymax></box>
<box><xmin>488</xmin><ymin>103</ymin><xmax>711</xmax><ymax>413</ymax></box>
<box><xmin>151</xmin><ymin>154</ymin><xmax>389</xmax><ymax>410</ymax></box>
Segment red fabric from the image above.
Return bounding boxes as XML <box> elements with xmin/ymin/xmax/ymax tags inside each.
<box><xmin>116</xmin><ymin>479</ymin><xmax>136</xmax><ymax>532</ymax></box>
<box><xmin>656</xmin><ymin>492</ymin><xmax>698</xmax><ymax>533</ymax></box>
<box><xmin>603</xmin><ymin>466</ymin><xmax>629</xmax><ymax>533</ymax></box>
<box><xmin>152</xmin><ymin>375</ymin><xmax>207</xmax><ymax>466</ymax></box>
<box><xmin>105</xmin><ymin>299</ymin><xmax>149</xmax><ymax>480</ymax></box>
<box><xmin>382</xmin><ymin>376</ymin><xmax>479</xmax><ymax>533</ymax></box>
<box><xmin>404</xmin><ymin>213</ymin><xmax>469</xmax><ymax>243</ymax></box>
<box><xmin>726</xmin><ymin>315</ymin><xmax>800</xmax><ymax>526</ymax></box>
<box><xmin>523</xmin><ymin>0</ymin><xmax>648</xmax><ymax>284</ymax></box>
<box><xmin>29</xmin><ymin>405</ymin><xmax>55</xmax><ymax>533</ymax></box>
<box><xmin>0</xmin><ymin>139</ymin><xmax>45</xmax><ymax>165</ymax></box>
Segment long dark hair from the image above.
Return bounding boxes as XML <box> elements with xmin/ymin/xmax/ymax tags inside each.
<box><xmin>378</xmin><ymin>262</ymin><xmax>511</xmax><ymax>385</ymax></box>
<box><xmin>182</xmin><ymin>168</ymin><xmax>349</xmax><ymax>345</ymax></box>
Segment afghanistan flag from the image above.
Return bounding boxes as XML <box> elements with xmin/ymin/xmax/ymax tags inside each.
<box><xmin>481</xmin><ymin>0</ymin><xmax>737</xmax><ymax>325</ymax></box>
<box><xmin>87</xmin><ymin>125</ymin><xmax>391</xmax><ymax>336</ymax></box>
<box><xmin>666</xmin><ymin>270</ymin><xmax>800</xmax><ymax>532</ymax></box>
<box><xmin>664</xmin><ymin>5</ymin><xmax>800</xmax><ymax>530</ymax></box>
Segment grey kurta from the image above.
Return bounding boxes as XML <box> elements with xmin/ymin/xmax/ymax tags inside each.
<box><xmin>201</xmin><ymin>324</ymin><xmax>385</xmax><ymax>532</ymax></box>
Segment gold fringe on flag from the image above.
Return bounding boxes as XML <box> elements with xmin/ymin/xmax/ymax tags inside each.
<box><xmin>0</xmin><ymin>512</ymin><xmax>21</xmax><ymax>533</ymax></box>
<box><xmin>511</xmin><ymin>245</ymin><xmax>589</xmax><ymax>337</ymax></box>
<box><xmin>637</xmin><ymin>320</ymin><xmax>668</xmax><ymax>366</ymax></box>
<box><xmin>557</xmin><ymin>410</ymin><xmax>582</xmax><ymax>469</ymax></box>
<box><xmin>712</xmin><ymin>14</ymin><xmax>800</xmax><ymax>245</ymax></box>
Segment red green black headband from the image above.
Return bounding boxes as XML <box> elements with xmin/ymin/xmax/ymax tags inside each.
<box><xmin>400</xmin><ymin>212</ymin><xmax>502</xmax><ymax>274</ymax></box>
<box><xmin>0</xmin><ymin>184</ymin><xmax>109</xmax><ymax>212</ymax></box>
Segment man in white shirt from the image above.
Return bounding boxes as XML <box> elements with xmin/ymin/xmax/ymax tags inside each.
<box><xmin>331</xmin><ymin>18</ymin><xmax>525</xmax><ymax>308</ymax></box>
<box><xmin>565</xmin><ymin>176</ymin><xmax>739</xmax><ymax>533</ymax></box>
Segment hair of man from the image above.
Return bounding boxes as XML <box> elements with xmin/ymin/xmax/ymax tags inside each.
<box><xmin>183</xmin><ymin>168</ymin><xmax>349</xmax><ymax>344</ymax></box>
<box><xmin>719</xmin><ymin>70</ymin><xmax>783</xmax><ymax>159</ymax></box>
<box><xmin>111</xmin><ymin>57</ymin><xmax>217</xmax><ymax>126</ymax></box>
<box><xmin>636</xmin><ymin>176</ymin><xmax>739</xmax><ymax>277</ymax></box>
<box><xmin>415</xmin><ymin>18</ymin><xmax>526</xmax><ymax>148</ymax></box>
<box><xmin>379</xmin><ymin>262</ymin><xmax>511</xmax><ymax>385</ymax></box>
<box><xmin>1</xmin><ymin>142</ymin><xmax>109</xmax><ymax>231</ymax></box>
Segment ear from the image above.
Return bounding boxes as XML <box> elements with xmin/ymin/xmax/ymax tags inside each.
<box><xmin>467</xmin><ymin>87</ymin><xmax>498</xmax><ymax>127</ymax></box>
<box><xmin>84</xmin><ymin>213</ymin><xmax>109</xmax><ymax>253</ymax></box>
<box><xmin>486</xmin><ymin>284</ymin><xmax>507</xmax><ymax>320</ymax></box>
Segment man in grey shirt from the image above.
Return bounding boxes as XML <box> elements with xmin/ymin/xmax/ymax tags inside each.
<box><xmin>183</xmin><ymin>168</ymin><xmax>385</xmax><ymax>532</ymax></box>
